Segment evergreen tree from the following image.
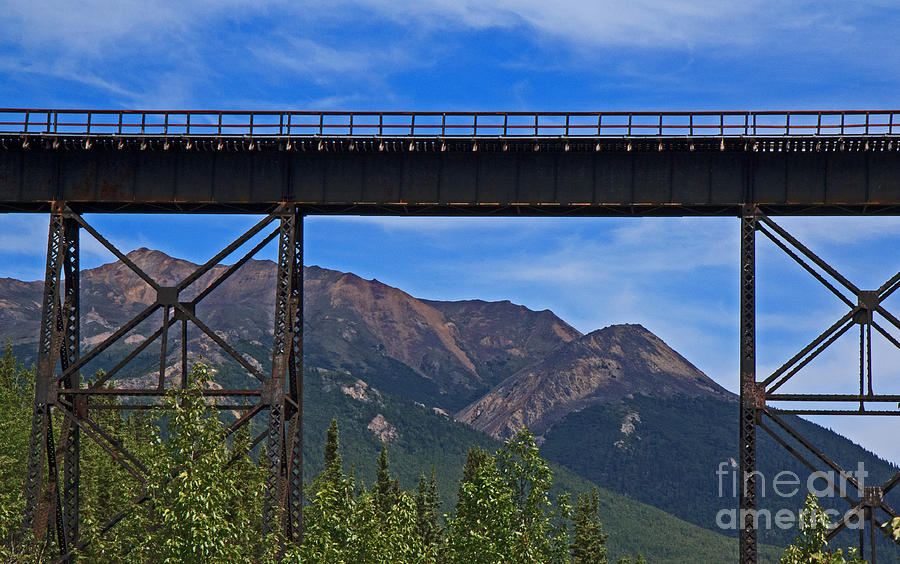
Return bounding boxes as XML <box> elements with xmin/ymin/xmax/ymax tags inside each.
<box><xmin>374</xmin><ymin>444</ymin><xmax>394</xmax><ymax>518</ymax></box>
<box><xmin>460</xmin><ymin>445</ymin><xmax>491</xmax><ymax>484</ymax></box>
<box><xmin>415</xmin><ymin>469</ymin><xmax>441</xmax><ymax>551</ymax></box>
<box><xmin>298</xmin><ymin>419</ymin><xmax>358</xmax><ymax>562</ymax></box>
<box><xmin>0</xmin><ymin>344</ymin><xmax>35</xmax><ymax>561</ymax></box>
<box><xmin>571</xmin><ymin>489</ymin><xmax>608</xmax><ymax>564</ymax></box>
<box><xmin>323</xmin><ymin>418</ymin><xmax>342</xmax><ymax>484</ymax></box>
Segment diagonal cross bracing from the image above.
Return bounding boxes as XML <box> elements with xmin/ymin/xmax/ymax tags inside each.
<box><xmin>739</xmin><ymin>210</ymin><xmax>900</xmax><ymax>563</ymax></box>
<box><xmin>23</xmin><ymin>203</ymin><xmax>305</xmax><ymax>559</ymax></box>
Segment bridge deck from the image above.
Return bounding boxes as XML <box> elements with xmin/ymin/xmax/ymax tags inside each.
<box><xmin>3</xmin><ymin>109</ymin><xmax>900</xmax><ymax>215</ymax></box>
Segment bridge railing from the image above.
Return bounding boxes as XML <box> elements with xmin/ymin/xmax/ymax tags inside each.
<box><xmin>1</xmin><ymin>109</ymin><xmax>899</xmax><ymax>137</ymax></box>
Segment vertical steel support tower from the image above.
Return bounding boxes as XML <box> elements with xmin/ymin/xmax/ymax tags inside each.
<box><xmin>23</xmin><ymin>204</ymin><xmax>81</xmax><ymax>556</ymax></box>
<box><xmin>22</xmin><ymin>204</ymin><xmax>305</xmax><ymax>558</ymax></box>
<box><xmin>739</xmin><ymin>208</ymin><xmax>759</xmax><ymax>563</ymax></box>
<box><xmin>264</xmin><ymin>210</ymin><xmax>304</xmax><ymax>542</ymax></box>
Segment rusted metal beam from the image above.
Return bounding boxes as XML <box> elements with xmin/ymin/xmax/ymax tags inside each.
<box><xmin>739</xmin><ymin>208</ymin><xmax>758</xmax><ymax>564</ymax></box>
<box><xmin>4</xmin><ymin>135</ymin><xmax>900</xmax><ymax>215</ymax></box>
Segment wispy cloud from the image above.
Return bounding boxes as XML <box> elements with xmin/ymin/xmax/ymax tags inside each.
<box><xmin>2</xmin><ymin>1</ymin><xmax>896</xmax><ymax>110</ymax></box>
<box><xmin>249</xmin><ymin>37</ymin><xmax>417</xmax><ymax>86</ymax></box>
<box><xmin>343</xmin><ymin>0</ymin><xmax>866</xmax><ymax>52</ymax></box>
<box><xmin>0</xmin><ymin>216</ymin><xmax>48</xmax><ymax>257</ymax></box>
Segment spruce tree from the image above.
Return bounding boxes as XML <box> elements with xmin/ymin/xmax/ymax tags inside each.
<box><xmin>571</xmin><ymin>489</ymin><xmax>608</xmax><ymax>564</ymax></box>
<box><xmin>374</xmin><ymin>444</ymin><xmax>394</xmax><ymax>517</ymax></box>
<box><xmin>323</xmin><ymin>418</ymin><xmax>342</xmax><ymax>484</ymax></box>
<box><xmin>460</xmin><ymin>445</ymin><xmax>491</xmax><ymax>485</ymax></box>
<box><xmin>415</xmin><ymin>469</ymin><xmax>441</xmax><ymax>550</ymax></box>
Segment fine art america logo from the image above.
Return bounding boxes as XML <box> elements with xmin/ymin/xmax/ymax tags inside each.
<box><xmin>715</xmin><ymin>458</ymin><xmax>870</xmax><ymax>530</ymax></box>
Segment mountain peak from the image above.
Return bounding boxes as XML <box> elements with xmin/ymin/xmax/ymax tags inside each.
<box><xmin>127</xmin><ymin>247</ymin><xmax>153</xmax><ymax>256</ymax></box>
<box><xmin>457</xmin><ymin>323</ymin><xmax>732</xmax><ymax>440</ymax></box>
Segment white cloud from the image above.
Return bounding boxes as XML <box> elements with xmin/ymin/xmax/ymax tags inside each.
<box><xmin>0</xmin><ymin>215</ymin><xmax>49</xmax><ymax>257</ymax></box>
<box><xmin>0</xmin><ymin>1</ymin><xmax>870</xmax><ymax>57</ymax></box>
<box><xmin>775</xmin><ymin>216</ymin><xmax>900</xmax><ymax>246</ymax></box>
<box><xmin>249</xmin><ymin>37</ymin><xmax>416</xmax><ymax>84</ymax></box>
<box><xmin>1</xmin><ymin>1</ymin><xmax>894</xmax><ymax>110</ymax></box>
<box><xmin>485</xmin><ymin>218</ymin><xmax>737</xmax><ymax>284</ymax></box>
<box><xmin>341</xmin><ymin>0</ymin><xmax>867</xmax><ymax>52</ymax></box>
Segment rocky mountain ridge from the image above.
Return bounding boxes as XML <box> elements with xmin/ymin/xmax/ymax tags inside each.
<box><xmin>1</xmin><ymin>248</ymin><xmax>728</xmax><ymax>436</ymax></box>
<box><xmin>456</xmin><ymin>323</ymin><xmax>732</xmax><ymax>439</ymax></box>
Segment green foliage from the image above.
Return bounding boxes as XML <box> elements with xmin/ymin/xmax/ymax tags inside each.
<box><xmin>571</xmin><ymin>489</ymin><xmax>609</xmax><ymax>564</ymax></box>
<box><xmin>445</xmin><ymin>429</ymin><xmax>574</xmax><ymax>564</ymax></box>
<box><xmin>0</xmin><ymin>353</ymin><xmax>805</xmax><ymax>564</ymax></box>
<box><xmin>540</xmin><ymin>393</ymin><xmax>899</xmax><ymax>557</ymax></box>
<box><xmin>0</xmin><ymin>343</ymin><xmax>36</xmax><ymax>562</ymax></box>
<box><xmin>87</xmin><ymin>363</ymin><xmax>265</xmax><ymax>562</ymax></box>
<box><xmin>300</xmin><ymin>366</ymin><xmax>775</xmax><ymax>561</ymax></box>
<box><xmin>780</xmin><ymin>494</ymin><xmax>866</xmax><ymax>564</ymax></box>
<box><xmin>374</xmin><ymin>444</ymin><xmax>396</xmax><ymax>519</ymax></box>
<box><xmin>445</xmin><ymin>446</ymin><xmax>517</xmax><ymax>563</ymax></box>
<box><xmin>297</xmin><ymin>422</ymin><xmax>429</xmax><ymax>564</ymax></box>
<box><xmin>415</xmin><ymin>470</ymin><xmax>441</xmax><ymax>551</ymax></box>
<box><xmin>886</xmin><ymin>516</ymin><xmax>900</xmax><ymax>543</ymax></box>
<box><xmin>324</xmin><ymin>418</ymin><xmax>341</xmax><ymax>482</ymax></box>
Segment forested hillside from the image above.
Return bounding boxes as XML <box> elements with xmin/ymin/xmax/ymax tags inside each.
<box><xmin>0</xmin><ymin>349</ymin><xmax>790</xmax><ymax>562</ymax></box>
<box><xmin>540</xmin><ymin>394</ymin><xmax>900</xmax><ymax>561</ymax></box>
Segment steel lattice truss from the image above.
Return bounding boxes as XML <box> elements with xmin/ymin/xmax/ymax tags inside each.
<box><xmin>19</xmin><ymin>204</ymin><xmax>900</xmax><ymax>563</ymax></box>
<box><xmin>23</xmin><ymin>204</ymin><xmax>303</xmax><ymax>561</ymax></box>
<box><xmin>739</xmin><ymin>208</ymin><xmax>900</xmax><ymax>562</ymax></box>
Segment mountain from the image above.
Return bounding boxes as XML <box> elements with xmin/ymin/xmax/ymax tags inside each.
<box><xmin>421</xmin><ymin>298</ymin><xmax>582</xmax><ymax>384</ymax></box>
<box><xmin>3</xmin><ymin>248</ymin><xmax>898</xmax><ymax>560</ymax></box>
<box><xmin>299</xmin><ymin>366</ymin><xmax>784</xmax><ymax>564</ymax></box>
<box><xmin>0</xmin><ymin>277</ymin><xmax>41</xmax><ymax>345</ymax></box>
<box><xmin>1</xmin><ymin>249</ymin><xmax>580</xmax><ymax>411</ymax></box>
<box><xmin>457</xmin><ymin>323</ymin><xmax>732</xmax><ymax>439</ymax></box>
<box><xmin>538</xmin><ymin>393</ymin><xmax>900</xmax><ymax>557</ymax></box>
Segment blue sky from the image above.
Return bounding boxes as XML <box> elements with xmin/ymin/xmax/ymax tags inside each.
<box><xmin>2</xmin><ymin>1</ymin><xmax>900</xmax><ymax>463</ymax></box>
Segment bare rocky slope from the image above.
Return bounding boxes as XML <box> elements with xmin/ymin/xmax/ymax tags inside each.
<box><xmin>456</xmin><ymin>323</ymin><xmax>733</xmax><ymax>439</ymax></box>
<box><xmin>0</xmin><ymin>249</ymin><xmax>581</xmax><ymax>409</ymax></box>
<box><xmin>0</xmin><ymin>250</ymin><xmax>731</xmax><ymax>426</ymax></box>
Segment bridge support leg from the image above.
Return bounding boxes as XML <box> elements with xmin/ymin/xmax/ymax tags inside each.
<box><xmin>264</xmin><ymin>209</ymin><xmax>304</xmax><ymax>543</ymax></box>
<box><xmin>24</xmin><ymin>205</ymin><xmax>78</xmax><ymax>556</ymax></box>
<box><xmin>60</xmin><ymin>216</ymin><xmax>81</xmax><ymax>557</ymax></box>
<box><xmin>739</xmin><ymin>210</ymin><xmax>758</xmax><ymax>564</ymax></box>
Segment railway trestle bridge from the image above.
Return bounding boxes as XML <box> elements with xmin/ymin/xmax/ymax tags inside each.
<box><xmin>2</xmin><ymin>109</ymin><xmax>900</xmax><ymax>562</ymax></box>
